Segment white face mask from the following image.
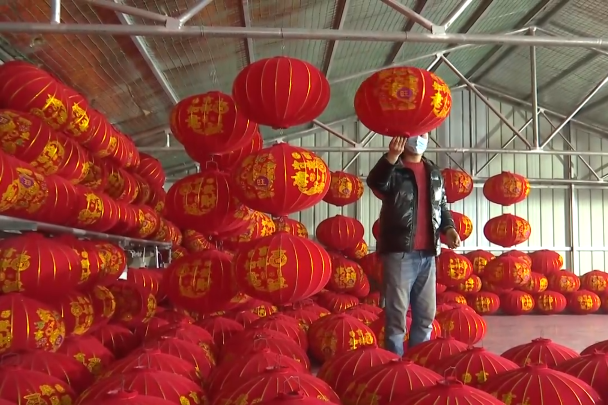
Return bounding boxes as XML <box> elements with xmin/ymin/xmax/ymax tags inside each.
<box><xmin>405</xmin><ymin>135</ymin><xmax>429</xmax><ymax>155</ymax></box>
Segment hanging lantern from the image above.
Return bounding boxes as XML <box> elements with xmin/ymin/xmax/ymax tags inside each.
<box><xmin>441</xmin><ymin>168</ymin><xmax>473</xmax><ymax>203</ymax></box>
<box><xmin>519</xmin><ymin>271</ymin><xmax>548</xmax><ymax>294</ymax></box>
<box><xmin>273</xmin><ymin>217</ymin><xmax>309</xmax><ymax>238</ymax></box>
<box><xmin>483</xmin><ymin>256</ymin><xmax>531</xmax><ymax>289</ymax></box>
<box><xmin>90</xmin><ymin>323</ymin><xmax>139</xmax><ymax>358</ymax></box>
<box><xmin>165</xmin><ymin>169</ymin><xmax>249</xmax><ymax>236</ymax></box>
<box><xmin>464</xmin><ymin>250</ymin><xmax>495</xmax><ymax>276</ymax></box>
<box><xmin>136</xmin><ymin>152</ymin><xmax>166</xmax><ymax>189</ymax></box>
<box><xmin>529</xmin><ymin>249</ymin><xmax>564</xmax><ymax>274</ymax></box>
<box><xmin>308</xmin><ymin>313</ymin><xmax>376</xmax><ymax>362</ymax></box>
<box><xmin>405</xmin><ymin>337</ymin><xmax>468</xmax><ymax>367</ymax></box>
<box><xmin>170</xmin><ymin>91</ymin><xmax>257</xmax><ymax>154</ymax></box>
<box><xmin>567</xmin><ymin>290</ymin><xmax>601</xmax><ymax>314</ymax></box>
<box><xmin>354</xmin><ymin>66</ymin><xmax>451</xmax><ymax>137</ymax></box>
<box><xmin>108</xmin><ymin>280</ymin><xmax>157</xmax><ymax>327</ymax></box>
<box><xmin>580</xmin><ymin>270</ymin><xmax>608</xmax><ymax>294</ymax></box>
<box><xmin>440</xmin><ymin>211</ymin><xmax>472</xmax><ymax>245</ymax></box>
<box><xmin>435</xmin><ymin>307</ymin><xmax>487</xmax><ymax>345</ymax></box>
<box><xmin>436</xmin><ymin>250</ymin><xmax>473</xmax><ymax>287</ymax></box>
<box><xmin>0</xmin><ymin>367</ymin><xmax>77</xmax><ymax>404</ymax></box>
<box><xmin>232</xmin><ymin>143</ymin><xmax>330</xmax><ymax>216</ymax></box>
<box><xmin>483</xmin><ymin>213</ymin><xmax>531</xmax><ymax>247</ymax></box>
<box><xmin>500</xmin><ymin>290</ymin><xmax>535</xmax><ymax>315</ymax></box>
<box><xmin>57</xmin><ymin>334</ymin><xmax>116</xmax><ymax>375</ymax></box>
<box><xmin>466</xmin><ymin>291</ymin><xmax>500</xmax><ymax>315</ymax></box>
<box><xmin>548</xmin><ymin>270</ymin><xmax>581</xmax><ymax>293</ymax></box>
<box><xmin>322</xmin><ymin>171</ymin><xmax>364</xmax><ymax>206</ymax></box>
<box><xmin>535</xmin><ymin>290</ymin><xmax>567</xmax><ymax>315</ymax></box>
<box><xmin>317</xmin><ymin>347</ymin><xmax>399</xmax><ymax>397</ymax></box>
<box><xmin>341</xmin><ymin>358</ymin><xmax>441</xmax><ymax>405</ymax></box>
<box><xmin>232</xmin><ymin>56</ymin><xmax>330</xmax><ymax>128</ymax></box>
<box><xmin>483</xmin><ymin>171</ymin><xmax>530</xmax><ymax>206</ymax></box>
<box><xmin>501</xmin><ymin>337</ymin><xmax>579</xmax><ymax>367</ymax></box>
<box><xmin>0</xmin><ymin>61</ymin><xmax>69</xmax><ymax>130</ymax></box>
<box><xmin>224</xmin><ymin>210</ymin><xmax>276</xmax><ymax>250</ymax></box>
<box><xmin>480</xmin><ymin>364</ymin><xmax>602</xmax><ymax>404</ymax></box>
<box><xmin>316</xmin><ymin>214</ymin><xmax>365</xmax><ymax>251</ymax></box>
<box><xmin>232</xmin><ymin>231</ymin><xmax>332</xmax><ymax>305</ymax></box>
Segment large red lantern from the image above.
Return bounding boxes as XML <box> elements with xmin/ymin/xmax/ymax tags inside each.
<box><xmin>464</xmin><ymin>250</ymin><xmax>495</xmax><ymax>276</ymax></box>
<box><xmin>500</xmin><ymin>290</ymin><xmax>535</xmax><ymax>315</ymax></box>
<box><xmin>567</xmin><ymin>290</ymin><xmax>601</xmax><ymax>314</ymax></box>
<box><xmin>169</xmin><ymin>91</ymin><xmax>257</xmax><ymax>154</ymax></box>
<box><xmin>404</xmin><ymin>336</ymin><xmax>468</xmax><ymax>367</ymax></box>
<box><xmin>466</xmin><ymin>291</ymin><xmax>500</xmax><ymax>315</ymax></box>
<box><xmin>535</xmin><ymin>290</ymin><xmax>567</xmax><ymax>314</ymax></box>
<box><xmin>483</xmin><ymin>171</ymin><xmax>530</xmax><ymax>206</ymax></box>
<box><xmin>317</xmin><ymin>346</ymin><xmax>399</xmax><ymax>397</ymax></box>
<box><xmin>307</xmin><ymin>313</ymin><xmax>376</xmax><ymax>362</ymax></box>
<box><xmin>0</xmin><ymin>367</ymin><xmax>77</xmax><ymax>404</ymax></box>
<box><xmin>390</xmin><ymin>378</ymin><xmax>504</xmax><ymax>404</ymax></box>
<box><xmin>274</xmin><ymin>217</ymin><xmax>309</xmax><ymax>238</ymax></box>
<box><xmin>341</xmin><ymin>358</ymin><xmax>441</xmax><ymax>405</ymax></box>
<box><xmin>323</xmin><ymin>171</ymin><xmax>364</xmax><ymax>206</ymax></box>
<box><xmin>501</xmin><ymin>337</ymin><xmax>579</xmax><ymax>367</ymax></box>
<box><xmin>165</xmin><ymin>169</ymin><xmax>248</xmax><ymax>236</ymax></box>
<box><xmin>232</xmin><ymin>143</ymin><xmax>330</xmax><ymax>216</ymax></box>
<box><xmin>164</xmin><ymin>250</ymin><xmax>236</xmax><ymax>314</ymax></box>
<box><xmin>555</xmin><ymin>352</ymin><xmax>608</xmax><ymax>402</ymax></box>
<box><xmin>431</xmin><ymin>346</ymin><xmax>518</xmax><ymax>386</ymax></box>
<box><xmin>109</xmin><ymin>280</ymin><xmax>157</xmax><ymax>327</ymax></box>
<box><xmin>581</xmin><ymin>270</ymin><xmax>608</xmax><ymax>294</ymax></box>
<box><xmin>483</xmin><ymin>256</ymin><xmax>531</xmax><ymax>289</ymax></box>
<box><xmin>440</xmin><ymin>210</ymin><xmax>472</xmax><ymax>245</ymax></box>
<box><xmin>480</xmin><ymin>364</ymin><xmax>602</xmax><ymax>404</ymax></box>
<box><xmin>327</xmin><ymin>254</ymin><xmax>366</xmax><ymax>294</ymax></box>
<box><xmin>232</xmin><ymin>56</ymin><xmax>330</xmax><ymax>129</ymax></box>
<box><xmin>548</xmin><ymin>270</ymin><xmax>581</xmax><ymax>293</ymax></box>
<box><xmin>136</xmin><ymin>153</ymin><xmax>165</xmax><ymax>189</ymax></box>
<box><xmin>528</xmin><ymin>249</ymin><xmax>564</xmax><ymax>274</ymax></box>
<box><xmin>91</xmin><ymin>323</ymin><xmax>139</xmax><ymax>358</ymax></box>
<box><xmin>519</xmin><ymin>271</ymin><xmax>548</xmax><ymax>294</ymax></box>
<box><xmin>316</xmin><ymin>214</ymin><xmax>365</xmax><ymax>251</ymax></box>
<box><xmin>436</xmin><ymin>250</ymin><xmax>473</xmax><ymax>287</ymax></box>
<box><xmin>232</xmin><ymin>231</ymin><xmax>331</xmax><ymax>304</ymax></box>
<box><xmin>483</xmin><ymin>213</ymin><xmax>531</xmax><ymax>247</ymax></box>
<box><xmin>435</xmin><ymin>307</ymin><xmax>487</xmax><ymax>345</ymax></box>
<box><xmin>249</xmin><ymin>313</ymin><xmax>308</xmax><ymax>349</ymax></box>
<box><xmin>354</xmin><ymin>67</ymin><xmax>451</xmax><ymax>137</ymax></box>
<box><xmin>0</xmin><ymin>61</ymin><xmax>69</xmax><ymax>130</ymax></box>
<box><xmin>441</xmin><ymin>168</ymin><xmax>473</xmax><ymax>203</ymax></box>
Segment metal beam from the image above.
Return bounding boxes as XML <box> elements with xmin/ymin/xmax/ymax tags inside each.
<box><xmin>51</xmin><ymin>0</ymin><xmax>61</xmax><ymax>24</ymax></box>
<box><xmin>381</xmin><ymin>0</ymin><xmax>437</xmax><ymax>32</ymax></box>
<box><xmin>443</xmin><ymin>0</ymin><xmax>475</xmax><ymax>31</ymax></box>
<box><xmin>86</xmin><ymin>0</ymin><xmax>172</xmax><ymax>23</ymax></box>
<box><xmin>322</xmin><ymin>0</ymin><xmax>349</xmax><ymax>77</ymax></box>
<box><xmin>239</xmin><ymin>0</ymin><xmax>255</xmax><ymax>65</ymax></box>
<box><xmin>383</xmin><ymin>0</ymin><xmax>429</xmax><ymax>67</ymax></box>
<box><xmin>312</xmin><ymin>119</ymin><xmax>358</xmax><ymax>146</ymax></box>
<box><xmin>176</xmin><ymin>0</ymin><xmax>213</xmax><ymax>27</ymax></box>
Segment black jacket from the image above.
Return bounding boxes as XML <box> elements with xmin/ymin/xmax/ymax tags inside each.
<box><xmin>367</xmin><ymin>154</ymin><xmax>455</xmax><ymax>256</ymax></box>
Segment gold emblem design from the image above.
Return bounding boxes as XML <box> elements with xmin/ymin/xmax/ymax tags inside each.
<box><xmin>429</xmin><ymin>73</ymin><xmax>452</xmax><ymax>119</ymax></box>
<box><xmin>0</xmin><ymin>247</ymin><xmax>32</xmax><ymax>293</ymax></box>
<box><xmin>31</xmin><ymin>94</ymin><xmax>69</xmax><ymax>130</ymax></box>
<box><xmin>77</xmin><ymin>193</ymin><xmax>104</xmax><ymax>225</ymax></box>
<box><xmin>244</xmin><ymin>247</ymin><xmax>288</xmax><ymax>292</ymax></box>
<box><xmin>176</xmin><ymin>259</ymin><xmax>214</xmax><ymax>298</ymax></box>
<box><xmin>377</xmin><ymin>69</ymin><xmax>419</xmax><ymax>111</ymax></box>
<box><xmin>290</xmin><ymin>152</ymin><xmax>328</xmax><ymax>196</ymax></box>
<box><xmin>186</xmin><ymin>95</ymin><xmax>229</xmax><ymax>136</ymax></box>
<box><xmin>334</xmin><ymin>265</ymin><xmax>358</xmax><ymax>289</ymax></box>
<box><xmin>332</xmin><ymin>175</ymin><xmax>353</xmax><ymax>198</ymax></box>
<box><xmin>178</xmin><ymin>177</ymin><xmax>217</xmax><ymax>216</ymax></box>
<box><xmin>67</xmin><ymin>101</ymin><xmax>90</xmax><ymax>136</ymax></box>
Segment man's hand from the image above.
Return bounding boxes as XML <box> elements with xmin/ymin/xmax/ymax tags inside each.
<box><xmin>444</xmin><ymin>228</ymin><xmax>461</xmax><ymax>249</ymax></box>
<box><xmin>386</xmin><ymin>137</ymin><xmax>406</xmax><ymax>164</ymax></box>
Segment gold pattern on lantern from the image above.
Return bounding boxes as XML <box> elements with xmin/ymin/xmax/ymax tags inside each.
<box><xmin>186</xmin><ymin>96</ymin><xmax>229</xmax><ymax>136</ymax></box>
<box><xmin>0</xmin><ymin>247</ymin><xmax>31</xmax><ymax>293</ymax></box>
<box><xmin>589</xmin><ymin>275</ymin><xmax>607</xmax><ymax>292</ymax></box>
<box><xmin>577</xmin><ymin>294</ymin><xmax>597</xmax><ymax>310</ymax></box>
<box><xmin>34</xmin><ymin>308</ymin><xmax>65</xmax><ymax>352</ymax></box>
<box><xmin>179</xmin><ymin>391</ymin><xmax>202</xmax><ymax>405</ymax></box>
<box><xmin>500</xmin><ymin>176</ymin><xmax>531</xmax><ymax>199</ymax></box>
<box><xmin>348</xmin><ymin>329</ymin><xmax>375</xmax><ymax>350</ymax></box>
<box><xmin>13</xmin><ymin>168</ymin><xmax>48</xmax><ymax>214</ymax></box>
<box><xmin>447</xmin><ymin>257</ymin><xmax>470</xmax><ymax>280</ymax></box>
<box><xmin>537</xmin><ymin>295</ymin><xmax>555</xmax><ymax>310</ymax></box>
<box><xmin>520</xmin><ymin>295</ymin><xmax>534</xmax><ymax>311</ymax></box>
<box><xmin>430</xmin><ymin>74</ymin><xmax>452</xmax><ymax>118</ymax></box>
<box><xmin>331</xmin><ymin>175</ymin><xmax>353</xmax><ymax>198</ymax></box>
<box><xmin>34</xmin><ymin>141</ymin><xmax>65</xmax><ymax>175</ymax></box>
<box><xmin>474</xmin><ymin>297</ymin><xmax>494</xmax><ymax>313</ymax></box>
<box><xmin>377</xmin><ymin>69</ymin><xmax>419</xmax><ymax>111</ymax></box>
<box><xmin>320</xmin><ymin>331</ymin><xmax>337</xmax><ymax>356</ymax></box>
<box><xmin>78</xmin><ymin>193</ymin><xmax>104</xmax><ymax>225</ymax></box>
<box><xmin>245</xmin><ymin>247</ymin><xmax>288</xmax><ymax>292</ymax></box>
<box><xmin>31</xmin><ymin>94</ymin><xmax>68</xmax><ymax>130</ymax></box>
<box><xmin>290</xmin><ymin>152</ymin><xmax>328</xmax><ymax>196</ymax></box>
<box><xmin>73</xmin><ymin>352</ymin><xmax>102</xmax><ymax>374</ymax></box>
<box><xmin>67</xmin><ymin>101</ymin><xmax>90</xmax><ymax>136</ymax></box>
<box><xmin>24</xmin><ymin>384</ymin><xmax>73</xmax><ymax>405</ymax></box>
<box><xmin>69</xmin><ymin>295</ymin><xmax>95</xmax><ymax>335</ymax></box>
<box><xmin>334</xmin><ymin>265</ymin><xmax>357</xmax><ymax>289</ymax></box>
<box><xmin>178</xmin><ymin>177</ymin><xmax>217</xmax><ymax>216</ymax></box>
<box><xmin>176</xmin><ymin>259</ymin><xmax>213</xmax><ymax>297</ymax></box>
<box><xmin>93</xmin><ymin>286</ymin><xmax>116</xmax><ymax>318</ymax></box>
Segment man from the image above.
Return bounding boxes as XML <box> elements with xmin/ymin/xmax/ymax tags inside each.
<box><xmin>366</xmin><ymin>134</ymin><xmax>460</xmax><ymax>357</ymax></box>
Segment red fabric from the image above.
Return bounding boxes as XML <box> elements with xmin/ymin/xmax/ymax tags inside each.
<box><xmin>404</xmin><ymin>161</ymin><xmax>434</xmax><ymax>250</ymax></box>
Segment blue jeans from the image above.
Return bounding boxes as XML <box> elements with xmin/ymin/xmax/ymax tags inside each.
<box><xmin>380</xmin><ymin>251</ymin><xmax>436</xmax><ymax>357</ymax></box>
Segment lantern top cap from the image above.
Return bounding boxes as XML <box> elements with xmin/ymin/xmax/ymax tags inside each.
<box><xmin>524</xmin><ymin>363</ymin><xmax>548</xmax><ymax>370</ymax></box>
<box><xmin>277</xmin><ymin>390</ymin><xmax>305</xmax><ymax>399</ymax></box>
<box><xmin>105</xmin><ymin>389</ymin><xmax>139</xmax><ymax>400</ymax></box>
<box><xmin>438</xmin><ymin>376</ymin><xmax>465</xmax><ymax>387</ymax></box>
<box><xmin>531</xmin><ymin>337</ymin><xmax>552</xmax><ymax>344</ymax></box>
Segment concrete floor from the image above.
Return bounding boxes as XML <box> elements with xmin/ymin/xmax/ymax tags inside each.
<box><xmin>480</xmin><ymin>314</ymin><xmax>608</xmax><ymax>354</ymax></box>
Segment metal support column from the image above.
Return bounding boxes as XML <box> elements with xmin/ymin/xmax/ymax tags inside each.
<box><xmin>176</xmin><ymin>0</ymin><xmax>213</xmax><ymax>27</ymax></box>
<box><xmin>565</xmin><ymin>122</ymin><xmax>579</xmax><ymax>273</ymax></box>
<box><xmin>50</xmin><ymin>0</ymin><xmax>61</xmax><ymax>24</ymax></box>
<box><xmin>529</xmin><ymin>27</ymin><xmax>540</xmax><ymax>149</ymax></box>
<box><xmin>342</xmin><ymin>130</ymin><xmax>377</xmax><ymax>171</ymax></box>
<box><xmin>381</xmin><ymin>0</ymin><xmax>439</xmax><ymax>32</ymax></box>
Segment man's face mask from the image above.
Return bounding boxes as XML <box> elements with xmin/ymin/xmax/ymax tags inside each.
<box><xmin>405</xmin><ymin>135</ymin><xmax>429</xmax><ymax>155</ymax></box>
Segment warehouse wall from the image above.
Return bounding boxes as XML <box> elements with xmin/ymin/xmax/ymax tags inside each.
<box><xmin>163</xmin><ymin>89</ymin><xmax>608</xmax><ymax>276</ymax></box>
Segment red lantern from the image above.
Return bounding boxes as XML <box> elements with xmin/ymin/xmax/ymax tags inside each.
<box><xmin>341</xmin><ymin>358</ymin><xmax>441</xmax><ymax>405</ymax></box>
<box><xmin>80</xmin><ymin>155</ymin><xmax>107</xmax><ymax>191</ymax></box>
<box><xmin>170</xmin><ymin>91</ymin><xmax>256</xmax><ymax>154</ymax></box>
<box><xmin>259</xmin><ymin>392</ymin><xmax>337</xmax><ymax>405</ymax></box>
<box><xmin>436</xmin><ymin>250</ymin><xmax>473</xmax><ymax>287</ymax></box>
<box><xmin>440</xmin><ymin>211</ymin><xmax>473</xmax><ymax>244</ymax></box>
<box><xmin>317</xmin><ymin>346</ymin><xmax>398</xmax><ymax>397</ymax></box>
<box><xmin>57</xmin><ymin>334</ymin><xmax>115</xmax><ymax>375</ymax></box>
<box><xmin>212</xmin><ymin>130</ymin><xmax>264</xmax><ymax>171</ymax></box>
<box><xmin>316</xmin><ymin>214</ymin><xmax>365</xmax><ymax>251</ymax></box>
<box><xmin>0</xmin><ymin>61</ymin><xmax>69</xmax><ymax>130</ymax></box>
<box><xmin>343</xmin><ymin>239</ymin><xmax>368</xmax><ymax>260</ymax></box>
<box><xmin>34</xmin><ymin>175</ymin><xmax>78</xmax><ymax>225</ymax></box>
<box><xmin>282</xmin><ymin>307</ymin><xmax>328</xmax><ymax>331</ymax></box>
<box><xmin>437</xmin><ymin>291</ymin><xmax>467</xmax><ymax>306</ymax></box>
<box><xmin>232</xmin><ymin>56</ymin><xmax>330</xmax><ymax>129</ymax></box>
<box><xmin>146</xmin><ymin>322</ymin><xmax>216</xmax><ymax>359</ymax></box>
<box><xmin>359</xmin><ymin>253</ymin><xmax>383</xmax><ymax>286</ymax></box>
<box><xmin>308</xmin><ymin>313</ymin><xmax>376</xmax><ymax>362</ymax></box>
<box><xmin>109</xmin><ymin>280</ymin><xmax>157</xmax><ymax>327</ymax></box>
<box><xmin>50</xmin><ymin>291</ymin><xmax>95</xmax><ymax>336</ymax></box>
<box><xmin>136</xmin><ymin>153</ymin><xmax>165</xmax><ymax>189</ymax></box>
<box><xmin>274</xmin><ymin>217</ymin><xmax>309</xmax><ymax>238</ymax></box>
<box><xmin>165</xmin><ymin>169</ymin><xmax>250</xmax><ymax>236</ymax></box>
<box><xmin>224</xmin><ymin>309</ymin><xmax>260</xmax><ymax>327</ymax></box>
<box><xmin>81</xmin><ymin>110</ymin><xmax>119</xmax><ymax>158</ymax></box>
<box><xmin>207</xmin><ymin>347</ymin><xmax>306</xmax><ymax>398</ymax></box>
<box><xmin>90</xmin><ymin>323</ymin><xmax>139</xmax><ymax>358</ymax></box>
<box><xmin>249</xmin><ymin>313</ymin><xmax>308</xmax><ymax>349</ymax></box>
<box><xmin>480</xmin><ymin>364</ymin><xmax>602</xmax><ymax>404</ymax></box>
<box><xmin>105</xmin><ymin>164</ymin><xmax>139</xmax><ymax>203</ymax></box>
<box><xmin>70</xmin><ymin>190</ymin><xmax>120</xmax><ymax>233</ymax></box>
<box><xmin>103</xmin><ymin>349</ymin><xmax>200</xmax><ymax>383</ymax></box>
<box><xmin>555</xmin><ymin>352</ymin><xmax>608</xmax><ymax>402</ymax></box>
<box><xmin>224</xmin><ymin>210</ymin><xmax>276</xmax><ymax>250</ymax></box>
<box><xmin>483</xmin><ymin>213</ymin><xmax>531</xmax><ymax>247</ymax></box>
<box><xmin>394</xmin><ymin>378</ymin><xmax>505</xmax><ymax>404</ymax></box>
<box><xmin>0</xmin><ymin>367</ymin><xmax>77</xmax><ymax>404</ymax></box>
<box><xmin>581</xmin><ymin>270</ymin><xmax>608</xmax><ymax>294</ymax></box>
<box><xmin>442</xmin><ymin>168</ymin><xmax>473</xmax><ymax>203</ymax></box>
<box><xmin>500</xmin><ymin>290</ymin><xmax>535</xmax><ymax>315</ymax></box>
<box><xmin>483</xmin><ymin>171</ymin><xmax>530</xmax><ymax>206</ymax></box>
<box><xmin>245</xmin><ymin>298</ymin><xmax>279</xmax><ymax>317</ymax></box>
<box><xmin>500</xmin><ymin>249</ymin><xmax>532</xmax><ymax>267</ymax></box>
<box><xmin>323</xmin><ymin>171</ymin><xmax>364</xmax><ymax>206</ymax></box>
<box><xmin>484</xmin><ymin>256</ymin><xmax>531</xmax><ymax>289</ymax></box>
<box><xmin>567</xmin><ymin>290</ymin><xmax>601</xmax><ymax>314</ymax></box>
<box><xmin>129</xmin><ymin>205</ymin><xmax>161</xmax><ymax>239</ymax></box>
<box><xmin>431</xmin><ymin>346</ymin><xmax>519</xmax><ymax>387</ymax></box>
<box><xmin>456</xmin><ymin>274</ymin><xmax>482</xmax><ymax>294</ymax></box>
<box><xmin>519</xmin><ymin>271</ymin><xmax>548</xmax><ymax>294</ymax></box>
<box><xmin>435</xmin><ymin>307</ymin><xmax>487</xmax><ymax>345</ymax></box>
<box><xmin>345</xmin><ymin>305</ymin><xmax>380</xmax><ymax>326</ymax></box>
<box><xmin>316</xmin><ymin>292</ymin><xmax>359</xmax><ymax>313</ymax></box>
<box><xmin>372</xmin><ymin>219</ymin><xmax>380</xmax><ymax>240</ymax></box>
<box><xmin>143</xmin><ymin>336</ymin><xmax>216</xmax><ymax>370</ymax></box>
<box><xmin>354</xmin><ymin>67</ymin><xmax>451</xmax><ymax>137</ymax></box>
<box><xmin>466</xmin><ymin>291</ymin><xmax>500</xmax><ymax>315</ymax></box>
<box><xmin>0</xmin><ymin>233</ymin><xmax>82</xmax><ymax>298</ymax></box>
<box><xmin>501</xmin><ymin>337</ymin><xmax>579</xmax><ymax>367</ymax></box>
<box><xmin>369</xmin><ymin>313</ymin><xmax>411</xmax><ymax>352</ymax></box>
<box><xmin>232</xmin><ymin>143</ymin><xmax>330</xmax><ymax>216</ymax></box>
<box><xmin>232</xmin><ymin>231</ymin><xmax>332</xmax><ymax>305</ymax></box>
<box><xmin>164</xmin><ymin>250</ymin><xmax>236</xmax><ymax>314</ymax></box>
<box><xmin>196</xmin><ymin>316</ymin><xmax>244</xmax><ymax>348</ymax></box>
<box><xmin>529</xmin><ymin>249</ymin><xmax>564</xmax><ymax>274</ymax></box>
<box><xmin>535</xmin><ymin>290</ymin><xmax>567</xmax><ymax>314</ymax></box>
<box><xmin>548</xmin><ymin>269</ymin><xmax>581</xmax><ymax>293</ymax></box>
<box><xmin>93</xmin><ymin>242</ymin><xmax>127</xmax><ymax>285</ymax></box>
<box><xmin>405</xmin><ymin>336</ymin><xmax>468</xmax><ymax>367</ymax></box>
<box><xmin>78</xmin><ymin>390</ymin><xmax>177</xmax><ymax>405</ymax></box>
<box><xmin>582</xmin><ymin>340</ymin><xmax>608</xmax><ymax>355</ymax></box>
<box><xmin>88</xmin><ymin>285</ymin><xmax>116</xmax><ymax>327</ymax></box>
<box><xmin>464</xmin><ymin>250</ymin><xmax>495</xmax><ymax>276</ymax></box>
<box><xmin>181</xmin><ymin>229</ymin><xmax>214</xmax><ymax>252</ymax></box>
<box><xmin>327</xmin><ymin>254</ymin><xmax>366</xmax><ymax>295</ymax></box>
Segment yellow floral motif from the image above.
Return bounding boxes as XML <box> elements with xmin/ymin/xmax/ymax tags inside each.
<box><xmin>244</xmin><ymin>247</ymin><xmax>288</xmax><ymax>293</ymax></box>
<box><xmin>429</xmin><ymin>73</ymin><xmax>452</xmax><ymax>119</ymax></box>
<box><xmin>32</xmin><ymin>308</ymin><xmax>65</xmax><ymax>353</ymax></box>
<box><xmin>474</xmin><ymin>297</ymin><xmax>495</xmax><ymax>313</ymax></box>
<box><xmin>176</xmin><ymin>259</ymin><xmax>213</xmax><ymax>298</ymax></box>
<box><xmin>520</xmin><ymin>294</ymin><xmax>534</xmax><ymax>311</ymax></box>
<box><xmin>446</xmin><ymin>256</ymin><xmax>470</xmax><ymax>280</ymax></box>
<box><xmin>92</xmin><ymin>285</ymin><xmax>116</xmax><ymax>318</ymax></box>
<box><xmin>377</xmin><ymin>68</ymin><xmax>419</xmax><ymax>111</ymax></box>
<box><xmin>588</xmin><ymin>275</ymin><xmax>606</xmax><ymax>292</ymax></box>
<box><xmin>30</xmin><ymin>94</ymin><xmax>68</xmax><ymax>130</ymax></box>
<box><xmin>0</xmin><ymin>247</ymin><xmax>32</xmax><ymax>293</ymax></box>
<box><xmin>186</xmin><ymin>95</ymin><xmax>229</xmax><ymax>136</ymax></box>
<box><xmin>331</xmin><ymin>175</ymin><xmax>354</xmax><ymax>199</ymax></box>
<box><xmin>178</xmin><ymin>177</ymin><xmax>217</xmax><ymax>216</ymax></box>
<box><xmin>537</xmin><ymin>294</ymin><xmax>556</xmax><ymax>310</ymax></box>
<box><xmin>577</xmin><ymin>294</ymin><xmax>598</xmax><ymax>311</ymax></box>
<box><xmin>66</xmin><ymin>100</ymin><xmax>90</xmax><ymax>137</ymax></box>
<box><xmin>290</xmin><ymin>152</ymin><xmax>328</xmax><ymax>196</ymax></box>
<box><xmin>497</xmin><ymin>392</ymin><xmax>531</xmax><ymax>405</ymax></box>
<box><xmin>11</xmin><ymin>168</ymin><xmax>48</xmax><ymax>214</ymax></box>
<box><xmin>348</xmin><ymin>382</ymin><xmax>381</xmax><ymax>405</ymax></box>
<box><xmin>348</xmin><ymin>329</ymin><xmax>375</xmax><ymax>350</ymax></box>
<box><xmin>66</xmin><ymin>294</ymin><xmax>95</xmax><ymax>335</ymax></box>
<box><xmin>334</xmin><ymin>265</ymin><xmax>358</xmax><ymax>289</ymax></box>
